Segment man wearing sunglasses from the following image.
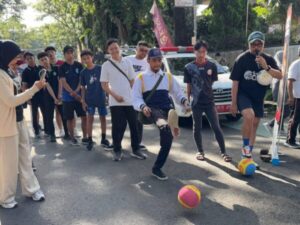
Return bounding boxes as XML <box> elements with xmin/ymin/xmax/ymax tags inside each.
<box><xmin>230</xmin><ymin>31</ymin><xmax>282</xmax><ymax>160</ymax></box>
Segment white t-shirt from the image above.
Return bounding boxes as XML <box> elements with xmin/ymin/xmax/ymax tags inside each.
<box><xmin>100</xmin><ymin>57</ymin><xmax>135</xmax><ymax>106</ymax></box>
<box><xmin>288</xmin><ymin>58</ymin><xmax>300</xmax><ymax>98</ymax></box>
<box><xmin>125</xmin><ymin>55</ymin><xmax>149</xmax><ymax>78</ymax></box>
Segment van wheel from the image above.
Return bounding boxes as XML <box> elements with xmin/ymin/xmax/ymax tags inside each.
<box><xmin>225</xmin><ymin>114</ymin><xmax>241</xmax><ymax>122</ymax></box>
<box><xmin>179</xmin><ymin>117</ymin><xmax>193</xmax><ymax>127</ymax></box>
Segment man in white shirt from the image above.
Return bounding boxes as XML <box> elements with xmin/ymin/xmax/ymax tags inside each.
<box><xmin>285</xmin><ymin>48</ymin><xmax>300</xmax><ymax>148</ymax></box>
<box><xmin>126</xmin><ymin>41</ymin><xmax>150</xmax><ymax>151</ymax></box>
<box><xmin>101</xmin><ymin>38</ymin><xmax>147</xmax><ymax>161</ymax></box>
<box><xmin>126</xmin><ymin>41</ymin><xmax>149</xmax><ymax>78</ymax></box>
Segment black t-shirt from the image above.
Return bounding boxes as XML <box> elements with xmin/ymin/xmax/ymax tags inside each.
<box><xmin>230</xmin><ymin>51</ymin><xmax>279</xmax><ymax>100</ymax></box>
<box><xmin>59</xmin><ymin>61</ymin><xmax>83</xmax><ymax>102</ymax></box>
<box><xmin>22</xmin><ymin>65</ymin><xmax>44</xmax><ymax>102</ymax></box>
<box><xmin>184</xmin><ymin>60</ymin><xmax>218</xmax><ymax>107</ymax></box>
<box><xmin>39</xmin><ymin>65</ymin><xmax>59</xmax><ymax>97</ymax></box>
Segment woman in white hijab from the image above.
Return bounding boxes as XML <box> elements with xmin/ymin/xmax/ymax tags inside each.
<box><xmin>0</xmin><ymin>40</ymin><xmax>45</xmax><ymax>209</ymax></box>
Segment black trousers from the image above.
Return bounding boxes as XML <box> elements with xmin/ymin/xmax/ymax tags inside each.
<box><xmin>192</xmin><ymin>104</ymin><xmax>226</xmax><ymax>154</ymax></box>
<box><xmin>44</xmin><ymin>95</ymin><xmax>69</xmax><ymax>137</ymax></box>
<box><xmin>136</xmin><ymin>111</ymin><xmax>143</xmax><ymax>145</ymax></box>
<box><xmin>110</xmin><ymin>106</ymin><xmax>139</xmax><ymax>153</ymax></box>
<box><xmin>150</xmin><ymin>108</ymin><xmax>173</xmax><ymax>170</ymax></box>
<box><xmin>287</xmin><ymin>99</ymin><xmax>300</xmax><ymax>143</ymax></box>
<box><xmin>31</xmin><ymin>99</ymin><xmax>47</xmax><ymax>135</ymax></box>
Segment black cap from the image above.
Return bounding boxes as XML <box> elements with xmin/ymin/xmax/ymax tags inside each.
<box><xmin>148</xmin><ymin>48</ymin><xmax>163</xmax><ymax>59</ymax></box>
<box><xmin>63</xmin><ymin>45</ymin><xmax>74</xmax><ymax>54</ymax></box>
<box><xmin>0</xmin><ymin>40</ymin><xmax>22</xmax><ymax>71</ymax></box>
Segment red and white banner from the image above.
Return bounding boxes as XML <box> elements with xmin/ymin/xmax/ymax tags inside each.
<box><xmin>150</xmin><ymin>0</ymin><xmax>174</xmax><ymax>47</ymax></box>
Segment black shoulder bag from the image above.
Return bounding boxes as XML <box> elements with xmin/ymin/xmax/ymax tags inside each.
<box><xmin>138</xmin><ymin>74</ymin><xmax>164</xmax><ymax>125</ymax></box>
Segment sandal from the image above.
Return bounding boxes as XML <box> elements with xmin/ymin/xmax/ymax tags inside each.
<box><xmin>221</xmin><ymin>153</ymin><xmax>232</xmax><ymax>162</ymax></box>
<box><xmin>196</xmin><ymin>152</ymin><xmax>205</xmax><ymax>161</ymax></box>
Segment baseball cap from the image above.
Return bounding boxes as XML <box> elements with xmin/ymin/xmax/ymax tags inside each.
<box><xmin>248</xmin><ymin>31</ymin><xmax>265</xmax><ymax>44</ymax></box>
<box><xmin>148</xmin><ymin>48</ymin><xmax>162</xmax><ymax>59</ymax></box>
<box><xmin>63</xmin><ymin>45</ymin><xmax>74</xmax><ymax>54</ymax></box>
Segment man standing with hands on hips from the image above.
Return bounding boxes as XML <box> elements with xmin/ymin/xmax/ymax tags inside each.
<box><xmin>230</xmin><ymin>31</ymin><xmax>282</xmax><ymax>160</ymax></box>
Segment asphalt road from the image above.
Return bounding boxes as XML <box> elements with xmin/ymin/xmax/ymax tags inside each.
<box><xmin>1</xmin><ymin>112</ymin><xmax>300</xmax><ymax>225</ymax></box>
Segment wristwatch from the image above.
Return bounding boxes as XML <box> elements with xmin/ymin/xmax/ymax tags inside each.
<box><xmin>266</xmin><ymin>65</ymin><xmax>271</xmax><ymax>71</ymax></box>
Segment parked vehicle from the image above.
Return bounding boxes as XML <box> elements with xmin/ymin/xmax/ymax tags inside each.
<box><xmin>161</xmin><ymin>47</ymin><xmax>241</xmax><ymax>122</ymax></box>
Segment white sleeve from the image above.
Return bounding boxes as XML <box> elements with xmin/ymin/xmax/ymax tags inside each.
<box><xmin>288</xmin><ymin>61</ymin><xmax>298</xmax><ymax>80</ymax></box>
<box><xmin>169</xmin><ymin>76</ymin><xmax>187</xmax><ymax>105</ymax></box>
<box><xmin>132</xmin><ymin>76</ymin><xmax>146</xmax><ymax>111</ymax></box>
<box><xmin>100</xmin><ymin>63</ymin><xmax>109</xmax><ymax>82</ymax></box>
<box><xmin>127</xmin><ymin>60</ymin><xmax>135</xmax><ymax>81</ymax></box>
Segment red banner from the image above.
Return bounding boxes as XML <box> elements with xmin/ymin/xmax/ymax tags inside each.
<box><xmin>150</xmin><ymin>1</ymin><xmax>174</xmax><ymax>47</ymax></box>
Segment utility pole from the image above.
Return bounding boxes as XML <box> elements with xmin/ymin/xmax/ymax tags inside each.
<box><xmin>193</xmin><ymin>0</ymin><xmax>197</xmax><ymax>43</ymax></box>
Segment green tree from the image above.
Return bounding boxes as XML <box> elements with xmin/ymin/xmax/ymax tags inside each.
<box><xmin>198</xmin><ymin>0</ymin><xmax>263</xmax><ymax>51</ymax></box>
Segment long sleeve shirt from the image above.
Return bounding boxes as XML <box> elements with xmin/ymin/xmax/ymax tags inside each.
<box><xmin>132</xmin><ymin>69</ymin><xmax>187</xmax><ymax>111</ymax></box>
<box><xmin>0</xmin><ymin>69</ymin><xmax>39</xmax><ymax>137</ymax></box>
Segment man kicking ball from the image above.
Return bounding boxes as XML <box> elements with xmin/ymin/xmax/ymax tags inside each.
<box><xmin>133</xmin><ymin>48</ymin><xmax>190</xmax><ymax>180</ymax></box>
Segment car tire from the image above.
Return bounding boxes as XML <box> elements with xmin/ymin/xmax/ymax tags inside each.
<box><xmin>225</xmin><ymin>114</ymin><xmax>242</xmax><ymax>122</ymax></box>
<box><xmin>179</xmin><ymin>116</ymin><xmax>193</xmax><ymax>127</ymax></box>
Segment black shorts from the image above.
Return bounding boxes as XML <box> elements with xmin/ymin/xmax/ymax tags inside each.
<box><xmin>63</xmin><ymin>101</ymin><xmax>86</xmax><ymax>120</ymax></box>
<box><xmin>237</xmin><ymin>93</ymin><xmax>264</xmax><ymax>118</ymax></box>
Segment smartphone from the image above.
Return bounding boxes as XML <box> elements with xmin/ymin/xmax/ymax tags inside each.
<box><xmin>39</xmin><ymin>69</ymin><xmax>47</xmax><ymax>80</ymax></box>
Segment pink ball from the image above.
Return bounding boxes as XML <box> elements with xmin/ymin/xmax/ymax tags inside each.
<box><xmin>178</xmin><ymin>185</ymin><xmax>201</xmax><ymax>209</ymax></box>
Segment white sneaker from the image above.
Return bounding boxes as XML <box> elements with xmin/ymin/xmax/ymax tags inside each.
<box><xmin>32</xmin><ymin>190</ymin><xmax>45</xmax><ymax>202</ymax></box>
<box><xmin>242</xmin><ymin>146</ymin><xmax>252</xmax><ymax>158</ymax></box>
<box><xmin>57</xmin><ymin>129</ymin><xmax>64</xmax><ymax>138</ymax></box>
<box><xmin>1</xmin><ymin>200</ymin><xmax>18</xmax><ymax>209</ymax></box>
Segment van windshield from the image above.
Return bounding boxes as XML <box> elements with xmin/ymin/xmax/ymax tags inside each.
<box><xmin>166</xmin><ymin>57</ymin><xmax>228</xmax><ymax>76</ymax></box>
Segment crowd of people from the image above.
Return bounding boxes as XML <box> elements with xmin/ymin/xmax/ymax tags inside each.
<box><xmin>3</xmin><ymin>29</ymin><xmax>300</xmax><ymax>210</ymax></box>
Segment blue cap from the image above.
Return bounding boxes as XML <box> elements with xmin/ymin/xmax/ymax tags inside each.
<box><xmin>148</xmin><ymin>48</ymin><xmax>163</xmax><ymax>59</ymax></box>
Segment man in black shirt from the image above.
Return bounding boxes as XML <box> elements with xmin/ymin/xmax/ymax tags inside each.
<box><xmin>59</xmin><ymin>46</ymin><xmax>87</xmax><ymax>146</ymax></box>
<box><xmin>184</xmin><ymin>41</ymin><xmax>231</xmax><ymax>162</ymax></box>
<box><xmin>22</xmin><ymin>52</ymin><xmax>47</xmax><ymax>137</ymax></box>
<box><xmin>37</xmin><ymin>52</ymin><xmax>69</xmax><ymax>142</ymax></box>
<box><xmin>230</xmin><ymin>31</ymin><xmax>282</xmax><ymax>159</ymax></box>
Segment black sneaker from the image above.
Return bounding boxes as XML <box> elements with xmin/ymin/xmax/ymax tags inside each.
<box><xmin>71</xmin><ymin>138</ymin><xmax>80</xmax><ymax>146</ymax></box>
<box><xmin>139</xmin><ymin>144</ymin><xmax>148</xmax><ymax>151</ymax></box>
<box><xmin>63</xmin><ymin>134</ymin><xmax>71</xmax><ymax>140</ymax></box>
<box><xmin>82</xmin><ymin>138</ymin><xmax>89</xmax><ymax>145</ymax></box>
<box><xmin>112</xmin><ymin>151</ymin><xmax>123</xmax><ymax>161</ymax></box>
<box><xmin>131</xmin><ymin>150</ymin><xmax>147</xmax><ymax>160</ymax></box>
<box><xmin>50</xmin><ymin>135</ymin><xmax>57</xmax><ymax>143</ymax></box>
<box><xmin>87</xmin><ymin>140</ymin><xmax>94</xmax><ymax>151</ymax></box>
<box><xmin>152</xmin><ymin>168</ymin><xmax>168</xmax><ymax>181</ymax></box>
<box><xmin>35</xmin><ymin>133</ymin><xmax>41</xmax><ymax>139</ymax></box>
<box><xmin>284</xmin><ymin>142</ymin><xmax>300</xmax><ymax>149</ymax></box>
<box><xmin>101</xmin><ymin>139</ymin><xmax>114</xmax><ymax>151</ymax></box>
